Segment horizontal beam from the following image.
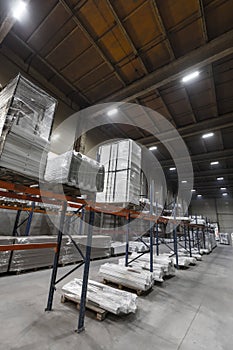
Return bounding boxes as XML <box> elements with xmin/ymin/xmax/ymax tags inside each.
<box><xmin>0</xmin><ymin>243</ymin><xmax>58</xmax><ymax>252</ymax></box>
<box><xmin>101</xmin><ymin>29</ymin><xmax>233</xmax><ymax>102</ymax></box>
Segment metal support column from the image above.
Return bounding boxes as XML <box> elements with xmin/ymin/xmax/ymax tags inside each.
<box><xmin>149</xmin><ymin>181</ymin><xmax>154</xmax><ymax>272</ymax></box>
<box><xmin>79</xmin><ymin>208</ymin><xmax>85</xmax><ymax>235</ymax></box>
<box><xmin>45</xmin><ymin>201</ymin><xmax>67</xmax><ymax>311</ymax></box>
<box><xmin>125</xmin><ymin>214</ymin><xmax>130</xmax><ymax>267</ymax></box>
<box><xmin>77</xmin><ymin>209</ymin><xmax>95</xmax><ymax>333</ymax></box>
<box><xmin>184</xmin><ymin>225</ymin><xmax>187</xmax><ymax>250</ymax></box>
<box><xmin>155</xmin><ymin>202</ymin><xmax>159</xmax><ymax>256</ymax></box>
<box><xmin>188</xmin><ymin>226</ymin><xmax>192</xmax><ymax>257</ymax></box>
<box><xmin>24</xmin><ymin>202</ymin><xmax>35</xmax><ymax>236</ymax></box>
<box><xmin>173</xmin><ymin>200</ymin><xmax>179</xmax><ymax>268</ymax></box>
<box><xmin>12</xmin><ymin>209</ymin><xmax>22</xmax><ymax>236</ymax></box>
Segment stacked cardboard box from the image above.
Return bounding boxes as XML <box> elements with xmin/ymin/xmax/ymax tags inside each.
<box><xmin>0</xmin><ymin>74</ymin><xmax>56</xmax><ymax>179</ymax></box>
<box><xmin>96</xmin><ymin>139</ymin><xmax>141</xmax><ymax>205</ymax></box>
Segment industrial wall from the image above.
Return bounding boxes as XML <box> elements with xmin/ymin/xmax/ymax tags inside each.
<box><xmin>190</xmin><ymin>198</ymin><xmax>233</xmax><ymax>233</ymax></box>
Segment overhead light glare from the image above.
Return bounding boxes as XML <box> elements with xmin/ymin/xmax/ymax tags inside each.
<box><xmin>217</xmin><ymin>177</ymin><xmax>224</xmax><ymax>181</ymax></box>
<box><xmin>220</xmin><ymin>187</ymin><xmax>226</xmax><ymax>190</ymax></box>
<box><xmin>12</xmin><ymin>0</ymin><xmax>27</xmax><ymax>20</ymax></box>
<box><xmin>182</xmin><ymin>71</ymin><xmax>200</xmax><ymax>83</ymax></box>
<box><xmin>181</xmin><ymin>180</ymin><xmax>187</xmax><ymax>183</ymax></box>
<box><xmin>197</xmin><ymin>194</ymin><xmax>202</xmax><ymax>198</ymax></box>
<box><xmin>202</xmin><ymin>132</ymin><xmax>214</xmax><ymax>139</ymax></box>
<box><xmin>211</xmin><ymin>161</ymin><xmax>219</xmax><ymax>165</ymax></box>
<box><xmin>30</xmin><ymin>184</ymin><xmax>39</xmax><ymax>188</ymax></box>
<box><xmin>191</xmin><ymin>189</ymin><xmax>196</xmax><ymax>192</ymax></box>
<box><xmin>169</xmin><ymin>167</ymin><xmax>176</xmax><ymax>171</ymax></box>
<box><xmin>222</xmin><ymin>193</ymin><xmax>228</xmax><ymax>196</ymax></box>
<box><xmin>149</xmin><ymin>146</ymin><xmax>157</xmax><ymax>151</ymax></box>
<box><xmin>107</xmin><ymin>108</ymin><xmax>118</xmax><ymax>116</ymax></box>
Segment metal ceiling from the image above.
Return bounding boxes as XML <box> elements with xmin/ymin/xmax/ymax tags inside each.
<box><xmin>0</xmin><ymin>0</ymin><xmax>232</xmax><ymax>198</ymax></box>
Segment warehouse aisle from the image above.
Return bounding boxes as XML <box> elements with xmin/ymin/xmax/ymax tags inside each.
<box><xmin>0</xmin><ymin>246</ymin><xmax>233</xmax><ymax>350</ymax></box>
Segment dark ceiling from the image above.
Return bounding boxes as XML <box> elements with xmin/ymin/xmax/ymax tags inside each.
<box><xmin>0</xmin><ymin>0</ymin><xmax>232</xmax><ymax>198</ymax></box>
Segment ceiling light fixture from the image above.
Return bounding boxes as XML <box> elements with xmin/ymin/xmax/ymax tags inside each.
<box><xmin>211</xmin><ymin>161</ymin><xmax>219</xmax><ymax>165</ymax></box>
<box><xmin>202</xmin><ymin>132</ymin><xmax>214</xmax><ymax>139</ymax></box>
<box><xmin>182</xmin><ymin>71</ymin><xmax>200</xmax><ymax>83</ymax></box>
<box><xmin>217</xmin><ymin>177</ymin><xmax>224</xmax><ymax>181</ymax></box>
<box><xmin>12</xmin><ymin>0</ymin><xmax>27</xmax><ymax>20</ymax></box>
<box><xmin>181</xmin><ymin>180</ymin><xmax>187</xmax><ymax>183</ymax></box>
<box><xmin>30</xmin><ymin>184</ymin><xmax>39</xmax><ymax>188</ymax></box>
<box><xmin>197</xmin><ymin>194</ymin><xmax>202</xmax><ymax>198</ymax></box>
<box><xmin>191</xmin><ymin>189</ymin><xmax>196</xmax><ymax>192</ymax></box>
<box><xmin>220</xmin><ymin>187</ymin><xmax>226</xmax><ymax>190</ymax></box>
<box><xmin>169</xmin><ymin>167</ymin><xmax>176</xmax><ymax>171</ymax></box>
<box><xmin>222</xmin><ymin>193</ymin><xmax>228</xmax><ymax>196</ymax></box>
<box><xmin>107</xmin><ymin>108</ymin><xmax>118</xmax><ymax>116</ymax></box>
<box><xmin>149</xmin><ymin>146</ymin><xmax>157</xmax><ymax>151</ymax></box>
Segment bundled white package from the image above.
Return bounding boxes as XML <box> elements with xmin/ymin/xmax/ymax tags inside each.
<box><xmin>128</xmin><ymin>241</ymin><xmax>149</xmax><ymax>253</ymax></box>
<box><xmin>96</xmin><ymin>139</ymin><xmax>141</xmax><ymax>205</ymax></box>
<box><xmin>111</xmin><ymin>241</ymin><xmax>126</xmax><ymax>255</ymax></box>
<box><xmin>99</xmin><ymin>262</ymin><xmax>153</xmax><ymax>291</ymax></box>
<box><xmin>178</xmin><ymin>248</ymin><xmax>202</xmax><ymax>261</ymax></box>
<box><xmin>0</xmin><ymin>74</ymin><xmax>56</xmax><ymax>179</ymax></box>
<box><xmin>0</xmin><ymin>236</ymin><xmax>14</xmax><ymax>273</ymax></box>
<box><xmin>62</xmin><ymin>278</ymin><xmax>137</xmax><ymax>314</ymax></box>
<box><xmin>219</xmin><ymin>232</ymin><xmax>230</xmax><ymax>245</ymax></box>
<box><xmin>44</xmin><ymin>151</ymin><xmax>104</xmax><ymax>192</ymax></box>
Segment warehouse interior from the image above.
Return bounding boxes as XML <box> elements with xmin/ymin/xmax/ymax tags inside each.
<box><xmin>0</xmin><ymin>1</ymin><xmax>232</xmax><ymax>349</ymax></box>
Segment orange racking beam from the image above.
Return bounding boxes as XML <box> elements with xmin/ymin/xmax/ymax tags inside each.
<box><xmin>0</xmin><ymin>243</ymin><xmax>58</xmax><ymax>252</ymax></box>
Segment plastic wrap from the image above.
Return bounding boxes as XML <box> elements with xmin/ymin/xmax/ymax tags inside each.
<box><xmin>0</xmin><ymin>74</ymin><xmax>57</xmax><ymax>179</ymax></box>
<box><xmin>62</xmin><ymin>278</ymin><xmax>137</xmax><ymax>314</ymax></box>
<box><xmin>99</xmin><ymin>263</ymin><xmax>153</xmax><ymax>291</ymax></box>
<box><xmin>0</xmin><ymin>236</ymin><xmax>14</xmax><ymax>273</ymax></box>
<box><xmin>44</xmin><ymin>151</ymin><xmax>104</xmax><ymax>192</ymax></box>
<box><xmin>96</xmin><ymin>139</ymin><xmax>141</xmax><ymax>205</ymax></box>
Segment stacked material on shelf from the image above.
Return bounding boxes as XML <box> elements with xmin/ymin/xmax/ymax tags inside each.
<box><xmin>128</xmin><ymin>241</ymin><xmax>149</xmax><ymax>253</ymax></box>
<box><xmin>44</xmin><ymin>151</ymin><xmax>104</xmax><ymax>192</ymax></box>
<box><xmin>189</xmin><ymin>216</ymin><xmax>206</xmax><ymax>225</ymax></box>
<box><xmin>219</xmin><ymin>233</ymin><xmax>230</xmax><ymax>245</ymax></box>
<box><xmin>162</xmin><ymin>253</ymin><xmax>191</xmax><ymax>267</ymax></box>
<box><xmin>99</xmin><ymin>263</ymin><xmax>153</xmax><ymax>291</ymax></box>
<box><xmin>96</xmin><ymin>139</ymin><xmax>141</xmax><ymax>205</ymax></box>
<box><xmin>62</xmin><ymin>278</ymin><xmax>137</xmax><ymax>314</ymax></box>
<box><xmin>0</xmin><ymin>236</ymin><xmax>14</xmax><ymax>273</ymax></box>
<box><xmin>118</xmin><ymin>257</ymin><xmax>164</xmax><ymax>283</ymax></box>
<box><xmin>111</xmin><ymin>241</ymin><xmax>126</xmax><ymax>255</ymax></box>
<box><xmin>0</xmin><ymin>74</ymin><xmax>56</xmax><ymax>179</ymax></box>
<box><xmin>59</xmin><ymin>235</ymin><xmax>111</xmax><ymax>265</ymax></box>
<box><xmin>172</xmin><ymin>251</ymin><xmax>197</xmax><ymax>265</ymax></box>
<box><xmin>129</xmin><ymin>252</ymin><xmax>175</xmax><ymax>278</ymax></box>
<box><xmin>10</xmin><ymin>236</ymin><xmax>57</xmax><ymax>271</ymax></box>
<box><xmin>178</xmin><ymin>248</ymin><xmax>202</xmax><ymax>261</ymax></box>
<box><xmin>201</xmin><ymin>232</ymin><xmax>217</xmax><ymax>253</ymax></box>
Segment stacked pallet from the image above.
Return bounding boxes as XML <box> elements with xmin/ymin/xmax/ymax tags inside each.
<box><xmin>99</xmin><ymin>263</ymin><xmax>153</xmax><ymax>292</ymax></box>
<box><xmin>62</xmin><ymin>278</ymin><xmax>137</xmax><ymax>315</ymax></box>
<box><xmin>44</xmin><ymin>151</ymin><xmax>104</xmax><ymax>192</ymax></box>
<box><xmin>59</xmin><ymin>235</ymin><xmax>111</xmax><ymax>265</ymax></box>
<box><xmin>118</xmin><ymin>256</ymin><xmax>164</xmax><ymax>283</ymax></box>
<box><xmin>0</xmin><ymin>74</ymin><xmax>56</xmax><ymax>179</ymax></box>
<box><xmin>0</xmin><ymin>236</ymin><xmax>14</xmax><ymax>273</ymax></box>
<box><xmin>10</xmin><ymin>236</ymin><xmax>57</xmax><ymax>272</ymax></box>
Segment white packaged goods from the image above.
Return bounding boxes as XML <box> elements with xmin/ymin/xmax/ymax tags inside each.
<box><xmin>96</xmin><ymin>139</ymin><xmax>141</xmax><ymax>205</ymax></box>
<box><xmin>0</xmin><ymin>74</ymin><xmax>56</xmax><ymax>179</ymax></box>
<box><xmin>128</xmin><ymin>252</ymin><xmax>176</xmax><ymax>277</ymax></box>
<box><xmin>128</xmin><ymin>241</ymin><xmax>149</xmax><ymax>253</ymax></box>
<box><xmin>99</xmin><ymin>263</ymin><xmax>153</xmax><ymax>291</ymax></box>
<box><xmin>0</xmin><ymin>236</ymin><xmax>14</xmax><ymax>273</ymax></box>
<box><xmin>219</xmin><ymin>232</ymin><xmax>230</xmax><ymax>245</ymax></box>
<box><xmin>44</xmin><ymin>151</ymin><xmax>104</xmax><ymax>192</ymax></box>
<box><xmin>118</xmin><ymin>257</ymin><xmax>164</xmax><ymax>283</ymax></box>
<box><xmin>111</xmin><ymin>241</ymin><xmax>126</xmax><ymax>255</ymax></box>
<box><xmin>178</xmin><ymin>248</ymin><xmax>202</xmax><ymax>261</ymax></box>
<box><xmin>162</xmin><ymin>253</ymin><xmax>191</xmax><ymax>267</ymax></box>
<box><xmin>62</xmin><ymin>278</ymin><xmax>137</xmax><ymax>314</ymax></box>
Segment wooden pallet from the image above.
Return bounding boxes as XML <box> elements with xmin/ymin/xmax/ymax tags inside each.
<box><xmin>61</xmin><ymin>294</ymin><xmax>108</xmax><ymax>321</ymax></box>
<box><xmin>102</xmin><ymin>278</ymin><xmax>152</xmax><ymax>296</ymax></box>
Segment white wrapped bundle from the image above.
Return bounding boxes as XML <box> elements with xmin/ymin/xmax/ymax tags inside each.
<box><xmin>99</xmin><ymin>263</ymin><xmax>153</xmax><ymax>291</ymax></box>
<box><xmin>62</xmin><ymin>278</ymin><xmax>137</xmax><ymax>314</ymax></box>
<box><xmin>111</xmin><ymin>241</ymin><xmax>126</xmax><ymax>255</ymax></box>
<box><xmin>128</xmin><ymin>241</ymin><xmax>149</xmax><ymax>253</ymax></box>
<box><xmin>178</xmin><ymin>248</ymin><xmax>202</xmax><ymax>261</ymax></box>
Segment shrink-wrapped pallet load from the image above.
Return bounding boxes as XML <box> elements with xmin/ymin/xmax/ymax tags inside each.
<box><xmin>0</xmin><ymin>236</ymin><xmax>14</xmax><ymax>273</ymax></box>
<box><xmin>0</xmin><ymin>74</ymin><xmax>56</xmax><ymax>179</ymax></box>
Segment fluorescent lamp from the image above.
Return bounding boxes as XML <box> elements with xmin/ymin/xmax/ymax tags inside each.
<box><xmin>181</xmin><ymin>180</ymin><xmax>187</xmax><ymax>183</ymax></box>
<box><xmin>169</xmin><ymin>167</ymin><xmax>176</xmax><ymax>171</ymax></box>
<box><xmin>30</xmin><ymin>184</ymin><xmax>39</xmax><ymax>188</ymax></box>
<box><xmin>202</xmin><ymin>132</ymin><xmax>214</xmax><ymax>139</ymax></box>
<box><xmin>12</xmin><ymin>0</ymin><xmax>27</xmax><ymax>20</ymax></box>
<box><xmin>220</xmin><ymin>187</ymin><xmax>226</xmax><ymax>190</ymax></box>
<box><xmin>217</xmin><ymin>177</ymin><xmax>224</xmax><ymax>181</ymax></box>
<box><xmin>107</xmin><ymin>108</ymin><xmax>118</xmax><ymax>116</ymax></box>
<box><xmin>149</xmin><ymin>146</ymin><xmax>157</xmax><ymax>151</ymax></box>
<box><xmin>211</xmin><ymin>161</ymin><xmax>219</xmax><ymax>165</ymax></box>
<box><xmin>191</xmin><ymin>189</ymin><xmax>196</xmax><ymax>192</ymax></box>
<box><xmin>222</xmin><ymin>193</ymin><xmax>228</xmax><ymax>196</ymax></box>
<box><xmin>182</xmin><ymin>71</ymin><xmax>200</xmax><ymax>83</ymax></box>
<box><xmin>197</xmin><ymin>194</ymin><xmax>202</xmax><ymax>198</ymax></box>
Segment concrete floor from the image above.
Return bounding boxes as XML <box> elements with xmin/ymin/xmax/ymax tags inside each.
<box><xmin>0</xmin><ymin>245</ymin><xmax>233</xmax><ymax>350</ymax></box>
